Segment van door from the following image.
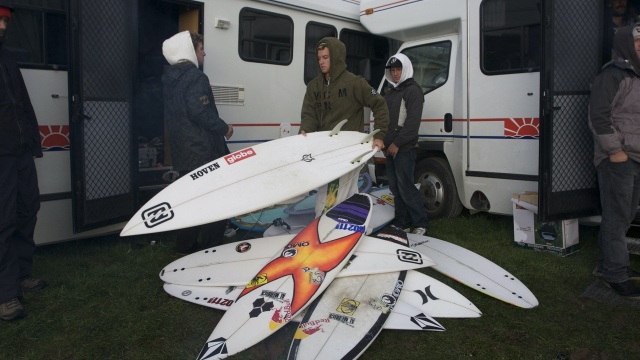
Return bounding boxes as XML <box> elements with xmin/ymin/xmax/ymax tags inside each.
<box><xmin>399</xmin><ymin>37</ymin><xmax>457</xmax><ymax>144</ymax></box>
<box><xmin>69</xmin><ymin>0</ymin><xmax>137</xmax><ymax>232</ymax></box>
<box><xmin>538</xmin><ymin>0</ymin><xmax>601</xmax><ymax>221</ymax></box>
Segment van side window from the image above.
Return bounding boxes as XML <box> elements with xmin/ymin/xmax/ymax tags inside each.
<box><xmin>480</xmin><ymin>0</ymin><xmax>541</xmax><ymax>74</ymax></box>
<box><xmin>340</xmin><ymin>29</ymin><xmax>391</xmax><ymax>88</ymax></box>
<box><xmin>4</xmin><ymin>1</ymin><xmax>67</xmax><ymax>69</ymax></box>
<box><xmin>304</xmin><ymin>22</ymin><xmax>337</xmax><ymax>84</ymax></box>
<box><xmin>384</xmin><ymin>41</ymin><xmax>451</xmax><ymax>96</ymax></box>
<box><xmin>239</xmin><ymin>8</ymin><xmax>293</xmax><ymax>65</ymax></box>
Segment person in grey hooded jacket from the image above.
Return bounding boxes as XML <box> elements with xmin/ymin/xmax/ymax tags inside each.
<box><xmin>162</xmin><ymin>31</ymin><xmax>233</xmax><ymax>253</ymax></box>
<box><xmin>382</xmin><ymin>53</ymin><xmax>429</xmax><ymax>235</ymax></box>
<box><xmin>589</xmin><ymin>23</ymin><xmax>640</xmax><ymax>298</ymax></box>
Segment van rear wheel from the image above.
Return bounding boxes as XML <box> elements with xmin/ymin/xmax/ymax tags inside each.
<box><xmin>414</xmin><ymin>157</ymin><xmax>463</xmax><ymax>219</ymax></box>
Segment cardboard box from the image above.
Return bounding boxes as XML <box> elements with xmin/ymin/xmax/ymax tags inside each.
<box><xmin>512</xmin><ymin>192</ymin><xmax>579</xmax><ymax>256</ymax></box>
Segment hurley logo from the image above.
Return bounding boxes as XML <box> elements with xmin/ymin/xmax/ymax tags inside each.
<box><xmin>225</xmin><ymin>148</ymin><xmax>256</xmax><ymax>164</ymax></box>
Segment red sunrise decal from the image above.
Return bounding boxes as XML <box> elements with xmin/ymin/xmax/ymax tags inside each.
<box><xmin>504</xmin><ymin>118</ymin><xmax>539</xmax><ymax>138</ymax></box>
<box><xmin>40</xmin><ymin>125</ymin><xmax>70</xmax><ymax>151</ymax></box>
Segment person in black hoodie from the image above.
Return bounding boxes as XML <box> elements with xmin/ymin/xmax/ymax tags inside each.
<box><xmin>589</xmin><ymin>23</ymin><xmax>640</xmax><ymax>298</ymax></box>
<box><xmin>0</xmin><ymin>2</ymin><xmax>47</xmax><ymax>321</ymax></box>
<box><xmin>382</xmin><ymin>53</ymin><xmax>429</xmax><ymax>236</ymax></box>
<box><xmin>162</xmin><ymin>31</ymin><xmax>233</xmax><ymax>253</ymax></box>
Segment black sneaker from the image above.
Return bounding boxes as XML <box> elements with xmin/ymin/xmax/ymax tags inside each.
<box><xmin>602</xmin><ymin>279</ymin><xmax>640</xmax><ymax>299</ymax></box>
<box><xmin>390</xmin><ymin>224</ymin><xmax>411</xmax><ymax>233</ymax></box>
<box><xmin>593</xmin><ymin>268</ymin><xmax>640</xmax><ymax>281</ymax></box>
<box><xmin>0</xmin><ymin>298</ymin><xmax>24</xmax><ymax>321</ymax></box>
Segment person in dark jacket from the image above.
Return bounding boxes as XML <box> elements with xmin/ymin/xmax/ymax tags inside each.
<box><xmin>382</xmin><ymin>53</ymin><xmax>429</xmax><ymax>236</ymax></box>
<box><xmin>162</xmin><ymin>31</ymin><xmax>233</xmax><ymax>253</ymax></box>
<box><xmin>589</xmin><ymin>23</ymin><xmax>640</xmax><ymax>298</ymax></box>
<box><xmin>300</xmin><ymin>37</ymin><xmax>389</xmax><ymax>216</ymax></box>
<box><xmin>0</xmin><ymin>2</ymin><xmax>47</xmax><ymax>321</ymax></box>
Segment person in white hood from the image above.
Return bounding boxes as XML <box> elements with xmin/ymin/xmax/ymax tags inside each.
<box><xmin>162</xmin><ymin>31</ymin><xmax>233</xmax><ymax>253</ymax></box>
<box><xmin>382</xmin><ymin>53</ymin><xmax>429</xmax><ymax>236</ymax></box>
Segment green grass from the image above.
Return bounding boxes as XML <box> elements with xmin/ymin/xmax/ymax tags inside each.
<box><xmin>2</xmin><ymin>212</ymin><xmax>640</xmax><ymax>359</ymax></box>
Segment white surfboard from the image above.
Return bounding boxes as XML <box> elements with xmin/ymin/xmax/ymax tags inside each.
<box><xmin>163</xmin><ymin>282</ymin><xmax>445</xmax><ymax>332</ymax></box>
<box><xmin>407</xmin><ymin>234</ymin><xmax>539</xmax><ymax>309</ymax></box>
<box><xmin>196</xmin><ymin>193</ymin><xmax>373</xmax><ymax>360</ymax></box>
<box><xmin>288</xmin><ymin>271</ymin><xmax>444</xmax><ymax>360</ymax></box>
<box><xmin>262</xmin><ymin>185</ymin><xmax>396</xmax><ymax>237</ymax></box>
<box><xmin>384</xmin><ymin>299</ymin><xmax>447</xmax><ymax>331</ymax></box>
<box><xmin>121</xmin><ymin>122</ymin><xmax>378</xmax><ymax>236</ymax></box>
<box><xmin>398</xmin><ymin>270</ymin><xmax>481</xmax><ymax>318</ymax></box>
<box><xmin>162</xmin><ymin>269</ymin><xmax>481</xmax><ymax>319</ymax></box>
<box><xmin>160</xmin><ymin>234</ymin><xmax>434</xmax><ymax>287</ymax></box>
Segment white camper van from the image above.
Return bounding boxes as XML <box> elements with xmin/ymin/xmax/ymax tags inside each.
<box><xmin>7</xmin><ymin>0</ymin><xmax>623</xmax><ymax>245</ymax></box>
<box><xmin>8</xmin><ymin>0</ymin><xmax>397</xmax><ymax>245</ymax></box>
<box><xmin>361</xmin><ymin>0</ymin><xmax>617</xmax><ymax>223</ymax></box>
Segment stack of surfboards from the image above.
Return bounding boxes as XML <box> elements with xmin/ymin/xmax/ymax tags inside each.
<box><xmin>121</xmin><ymin>123</ymin><xmax>538</xmax><ymax>359</ymax></box>
<box><xmin>162</xmin><ymin>193</ymin><xmax>479</xmax><ymax>360</ymax></box>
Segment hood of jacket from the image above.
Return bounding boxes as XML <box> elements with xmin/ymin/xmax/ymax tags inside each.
<box><xmin>162</xmin><ymin>31</ymin><xmax>198</xmax><ymax>67</ymax></box>
<box><xmin>318</xmin><ymin>37</ymin><xmax>347</xmax><ymax>81</ymax></box>
<box><xmin>384</xmin><ymin>53</ymin><xmax>414</xmax><ymax>87</ymax></box>
<box><xmin>613</xmin><ymin>23</ymin><xmax>640</xmax><ymax>75</ymax></box>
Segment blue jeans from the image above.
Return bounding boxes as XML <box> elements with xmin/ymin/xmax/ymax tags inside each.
<box><xmin>386</xmin><ymin>149</ymin><xmax>428</xmax><ymax>229</ymax></box>
<box><xmin>596</xmin><ymin>158</ymin><xmax>640</xmax><ymax>283</ymax></box>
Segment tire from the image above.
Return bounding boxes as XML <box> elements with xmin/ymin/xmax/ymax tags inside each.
<box><xmin>414</xmin><ymin>157</ymin><xmax>464</xmax><ymax>219</ymax></box>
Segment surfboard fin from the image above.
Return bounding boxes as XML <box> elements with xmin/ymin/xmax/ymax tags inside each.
<box><xmin>350</xmin><ymin>150</ymin><xmax>375</xmax><ymax>164</ymax></box>
<box><xmin>360</xmin><ymin>129</ymin><xmax>380</xmax><ymax>144</ymax></box>
<box><xmin>329</xmin><ymin>119</ymin><xmax>349</xmax><ymax>136</ymax></box>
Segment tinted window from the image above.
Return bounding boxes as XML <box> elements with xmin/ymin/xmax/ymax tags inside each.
<box><xmin>340</xmin><ymin>29</ymin><xmax>390</xmax><ymax>87</ymax></box>
<box><xmin>481</xmin><ymin>0</ymin><xmax>541</xmax><ymax>74</ymax></box>
<box><xmin>383</xmin><ymin>41</ymin><xmax>451</xmax><ymax>96</ymax></box>
<box><xmin>304</xmin><ymin>22</ymin><xmax>337</xmax><ymax>84</ymax></box>
<box><xmin>4</xmin><ymin>0</ymin><xmax>68</xmax><ymax>68</ymax></box>
<box><xmin>239</xmin><ymin>8</ymin><xmax>293</xmax><ymax>65</ymax></box>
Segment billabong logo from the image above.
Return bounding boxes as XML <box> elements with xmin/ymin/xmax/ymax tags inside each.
<box><xmin>301</xmin><ymin>154</ymin><xmax>315</xmax><ymax>162</ymax></box>
<box><xmin>142</xmin><ymin>202</ymin><xmax>174</xmax><ymax>228</ymax></box>
<box><xmin>396</xmin><ymin>249</ymin><xmax>423</xmax><ymax>264</ymax></box>
<box><xmin>225</xmin><ymin>148</ymin><xmax>256</xmax><ymax>164</ymax></box>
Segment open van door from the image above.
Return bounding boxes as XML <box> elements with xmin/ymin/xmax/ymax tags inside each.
<box><xmin>69</xmin><ymin>0</ymin><xmax>137</xmax><ymax>232</ymax></box>
<box><xmin>538</xmin><ymin>0</ymin><xmax>602</xmax><ymax>221</ymax></box>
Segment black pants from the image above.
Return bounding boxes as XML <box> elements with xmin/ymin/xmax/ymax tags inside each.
<box><xmin>175</xmin><ymin>220</ymin><xmax>228</xmax><ymax>253</ymax></box>
<box><xmin>175</xmin><ymin>170</ymin><xmax>227</xmax><ymax>253</ymax></box>
<box><xmin>0</xmin><ymin>152</ymin><xmax>40</xmax><ymax>303</ymax></box>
